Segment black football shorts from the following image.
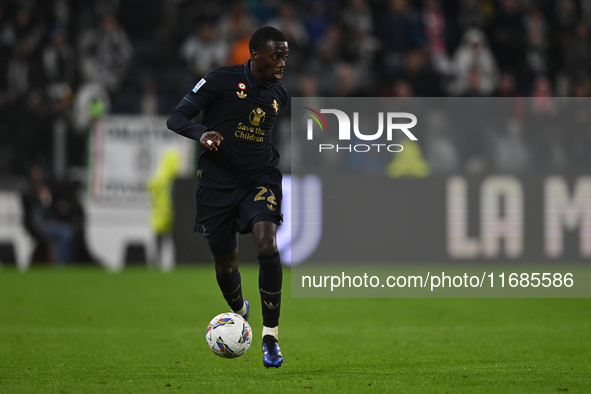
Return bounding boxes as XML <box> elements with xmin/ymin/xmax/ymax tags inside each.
<box><xmin>194</xmin><ymin>181</ymin><xmax>283</xmax><ymax>247</ymax></box>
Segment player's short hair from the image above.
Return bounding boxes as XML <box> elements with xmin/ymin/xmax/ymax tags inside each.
<box><xmin>249</xmin><ymin>26</ymin><xmax>287</xmax><ymax>52</ymax></box>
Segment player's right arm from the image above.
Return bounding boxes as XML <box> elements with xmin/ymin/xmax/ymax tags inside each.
<box><xmin>166</xmin><ymin>70</ymin><xmax>223</xmax><ymax>149</ymax></box>
<box><xmin>200</xmin><ymin>131</ymin><xmax>223</xmax><ymax>151</ymax></box>
<box><xmin>166</xmin><ymin>101</ymin><xmax>208</xmax><ymax>141</ymax></box>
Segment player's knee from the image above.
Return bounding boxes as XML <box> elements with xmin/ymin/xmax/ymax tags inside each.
<box><xmin>215</xmin><ymin>262</ymin><xmax>237</xmax><ymax>278</ymax></box>
<box><xmin>212</xmin><ymin>246</ymin><xmax>239</xmax><ymax>278</ymax></box>
<box><xmin>256</xmin><ymin>236</ymin><xmax>278</xmax><ymax>259</ymax></box>
<box><xmin>214</xmin><ymin>254</ymin><xmax>238</xmax><ymax>278</ymax></box>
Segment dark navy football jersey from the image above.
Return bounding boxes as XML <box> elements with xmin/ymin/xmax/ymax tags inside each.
<box><xmin>167</xmin><ymin>60</ymin><xmax>289</xmax><ymax>190</ymax></box>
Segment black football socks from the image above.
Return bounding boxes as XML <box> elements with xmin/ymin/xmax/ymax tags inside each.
<box><xmin>216</xmin><ymin>267</ymin><xmax>244</xmax><ymax>313</ymax></box>
<box><xmin>258</xmin><ymin>252</ymin><xmax>282</xmax><ymax>328</ymax></box>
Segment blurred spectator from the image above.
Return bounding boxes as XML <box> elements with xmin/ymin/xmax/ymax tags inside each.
<box><xmin>41</xmin><ymin>0</ymin><xmax>72</xmax><ymax>31</ymax></box>
<box><xmin>523</xmin><ymin>4</ymin><xmax>549</xmax><ymax>84</ymax></box>
<box><xmin>300</xmin><ymin>74</ymin><xmax>320</xmax><ymax>97</ymax></box>
<box><xmin>423</xmin><ymin>111</ymin><xmax>460</xmax><ymax>173</ymax></box>
<box><xmin>303</xmin><ymin>0</ymin><xmax>332</xmax><ymax>50</ymax></box>
<box><xmin>448</xmin><ymin>28</ymin><xmax>499</xmax><ymax>96</ymax></box>
<box><xmin>332</xmin><ymin>62</ymin><xmax>363</xmax><ymax>97</ymax></box>
<box><xmin>552</xmin><ymin>0</ymin><xmax>578</xmax><ymax>34</ymax></box>
<box><xmin>138</xmin><ymin>74</ymin><xmax>167</xmax><ymax>115</ymax></box>
<box><xmin>217</xmin><ymin>1</ymin><xmax>258</xmax><ymax>66</ymax></box>
<box><xmin>400</xmin><ymin>48</ymin><xmax>444</xmax><ymax>96</ymax></box>
<box><xmin>488</xmin><ymin>0</ymin><xmax>526</xmax><ymax>77</ymax></box>
<box><xmin>22</xmin><ymin>164</ymin><xmax>99</xmax><ymax>265</ymax></box>
<box><xmin>228</xmin><ymin>27</ymin><xmax>253</xmax><ymax>65</ymax></box>
<box><xmin>21</xmin><ymin>165</ymin><xmax>75</xmax><ymax>264</ymax></box>
<box><xmin>0</xmin><ymin>7</ymin><xmax>44</xmax><ymax>51</ymax></box>
<box><xmin>218</xmin><ymin>1</ymin><xmax>259</xmax><ymax>44</ymax></box>
<box><xmin>72</xmin><ymin>82</ymin><xmax>109</xmax><ymax>134</ymax></box>
<box><xmin>457</xmin><ymin>0</ymin><xmax>489</xmax><ymax>31</ymax></box>
<box><xmin>339</xmin><ymin>0</ymin><xmax>379</xmax><ymax>86</ymax></box>
<box><xmin>549</xmin><ymin>0</ymin><xmax>579</xmax><ymax>84</ymax></box>
<box><xmin>1</xmin><ymin>38</ymin><xmax>44</xmax><ymax>103</ymax></box>
<box><xmin>71</xmin><ymin>82</ymin><xmax>109</xmax><ymax>168</ymax></box>
<box><xmin>146</xmin><ymin>149</ymin><xmax>181</xmax><ymax>269</ymax></box>
<box><xmin>570</xmin><ymin>79</ymin><xmax>591</xmax><ymax>97</ymax></box>
<box><xmin>583</xmin><ymin>0</ymin><xmax>591</xmax><ymax>26</ymax></box>
<box><xmin>180</xmin><ymin>23</ymin><xmax>228</xmax><ymax>77</ymax></box>
<box><xmin>315</xmin><ymin>23</ymin><xmax>343</xmax><ymax>61</ymax></box>
<box><xmin>5</xmin><ymin>89</ymin><xmax>52</xmax><ymax>176</ymax></box>
<box><xmin>531</xmin><ymin>76</ymin><xmax>557</xmax><ymax>114</ymax></box>
<box><xmin>391</xmin><ymin>79</ymin><xmax>414</xmax><ymax>97</ymax></box>
<box><xmin>524</xmin><ymin>76</ymin><xmax>561</xmax><ymax>170</ymax></box>
<box><xmin>493</xmin><ymin>117</ymin><xmax>529</xmax><ymax>173</ymax></box>
<box><xmin>42</xmin><ymin>27</ymin><xmax>77</xmax><ymax>98</ymax></box>
<box><xmin>267</xmin><ymin>3</ymin><xmax>309</xmax><ymax>70</ymax></box>
<box><xmin>309</xmin><ymin>23</ymin><xmax>345</xmax><ymax>94</ymax></box>
<box><xmin>461</xmin><ymin>69</ymin><xmax>487</xmax><ymax>97</ymax></box>
<box><xmin>453</xmin><ymin>92</ymin><xmax>495</xmax><ymax>173</ymax></box>
<box><xmin>420</xmin><ymin>0</ymin><xmax>452</xmax><ymax>77</ymax></box>
<box><xmin>562</xmin><ymin>21</ymin><xmax>591</xmax><ymax>85</ymax></box>
<box><xmin>341</xmin><ymin>0</ymin><xmax>373</xmax><ymax>36</ymax></box>
<box><xmin>375</xmin><ymin>0</ymin><xmax>423</xmax><ymax>81</ymax></box>
<box><xmin>112</xmin><ymin>71</ymin><xmax>175</xmax><ymax>115</ymax></box>
<box><xmin>564</xmin><ymin>82</ymin><xmax>591</xmax><ymax>170</ymax></box>
<box><xmin>78</xmin><ymin>12</ymin><xmax>133</xmax><ymax>94</ymax></box>
<box><xmin>494</xmin><ymin>72</ymin><xmax>520</xmax><ymax>97</ymax></box>
<box><xmin>268</xmin><ymin>4</ymin><xmax>309</xmax><ymax>48</ymax></box>
<box><xmin>247</xmin><ymin>0</ymin><xmax>274</xmax><ymax>22</ymax></box>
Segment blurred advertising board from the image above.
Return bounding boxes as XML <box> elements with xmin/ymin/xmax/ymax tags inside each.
<box><xmin>89</xmin><ymin>115</ymin><xmax>195</xmax><ymax>201</ymax></box>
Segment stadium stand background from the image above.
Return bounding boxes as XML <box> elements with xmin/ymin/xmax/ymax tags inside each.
<box><xmin>1</xmin><ymin>0</ymin><xmax>591</xmax><ymax>267</ymax></box>
<box><xmin>1</xmin><ymin>0</ymin><xmax>591</xmax><ymax>188</ymax></box>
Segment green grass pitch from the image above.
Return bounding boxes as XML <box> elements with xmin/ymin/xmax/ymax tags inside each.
<box><xmin>1</xmin><ymin>265</ymin><xmax>589</xmax><ymax>393</ymax></box>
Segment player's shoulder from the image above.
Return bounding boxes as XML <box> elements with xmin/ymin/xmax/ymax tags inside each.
<box><xmin>199</xmin><ymin>65</ymin><xmax>244</xmax><ymax>91</ymax></box>
<box><xmin>189</xmin><ymin>66</ymin><xmax>240</xmax><ymax>94</ymax></box>
<box><xmin>206</xmin><ymin>65</ymin><xmax>244</xmax><ymax>80</ymax></box>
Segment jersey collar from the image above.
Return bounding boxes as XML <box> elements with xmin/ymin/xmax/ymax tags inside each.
<box><xmin>244</xmin><ymin>59</ymin><xmax>273</xmax><ymax>89</ymax></box>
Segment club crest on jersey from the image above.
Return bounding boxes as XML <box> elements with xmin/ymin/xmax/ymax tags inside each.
<box><xmin>236</xmin><ymin>91</ymin><xmax>247</xmax><ymax>99</ymax></box>
<box><xmin>238</xmin><ymin>82</ymin><xmax>246</xmax><ymax>90</ymax></box>
<box><xmin>249</xmin><ymin>108</ymin><xmax>266</xmax><ymax>126</ymax></box>
<box><xmin>192</xmin><ymin>78</ymin><xmax>206</xmax><ymax>93</ymax></box>
<box><xmin>272</xmin><ymin>99</ymin><xmax>279</xmax><ymax>114</ymax></box>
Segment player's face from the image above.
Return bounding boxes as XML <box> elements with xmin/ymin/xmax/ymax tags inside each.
<box><xmin>251</xmin><ymin>41</ymin><xmax>289</xmax><ymax>84</ymax></box>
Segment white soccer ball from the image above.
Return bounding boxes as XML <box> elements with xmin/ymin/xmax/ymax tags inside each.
<box><xmin>205</xmin><ymin>312</ymin><xmax>252</xmax><ymax>358</ymax></box>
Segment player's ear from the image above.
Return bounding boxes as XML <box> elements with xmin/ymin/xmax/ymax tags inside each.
<box><xmin>250</xmin><ymin>49</ymin><xmax>258</xmax><ymax>61</ymax></box>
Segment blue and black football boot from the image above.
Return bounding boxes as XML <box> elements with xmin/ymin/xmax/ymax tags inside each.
<box><xmin>242</xmin><ymin>299</ymin><xmax>250</xmax><ymax>322</ymax></box>
<box><xmin>262</xmin><ymin>335</ymin><xmax>283</xmax><ymax>368</ymax></box>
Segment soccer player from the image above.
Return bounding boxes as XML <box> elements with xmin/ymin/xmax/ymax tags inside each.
<box><xmin>166</xmin><ymin>26</ymin><xmax>289</xmax><ymax>368</ymax></box>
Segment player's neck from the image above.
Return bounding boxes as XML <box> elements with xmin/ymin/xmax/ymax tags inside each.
<box><xmin>249</xmin><ymin>61</ymin><xmax>269</xmax><ymax>85</ymax></box>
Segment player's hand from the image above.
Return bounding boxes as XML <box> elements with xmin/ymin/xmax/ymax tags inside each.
<box><xmin>201</xmin><ymin>131</ymin><xmax>223</xmax><ymax>151</ymax></box>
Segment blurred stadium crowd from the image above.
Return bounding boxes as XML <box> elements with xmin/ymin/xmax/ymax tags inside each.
<box><xmin>1</xmin><ymin>0</ymin><xmax>591</xmax><ymax>187</ymax></box>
